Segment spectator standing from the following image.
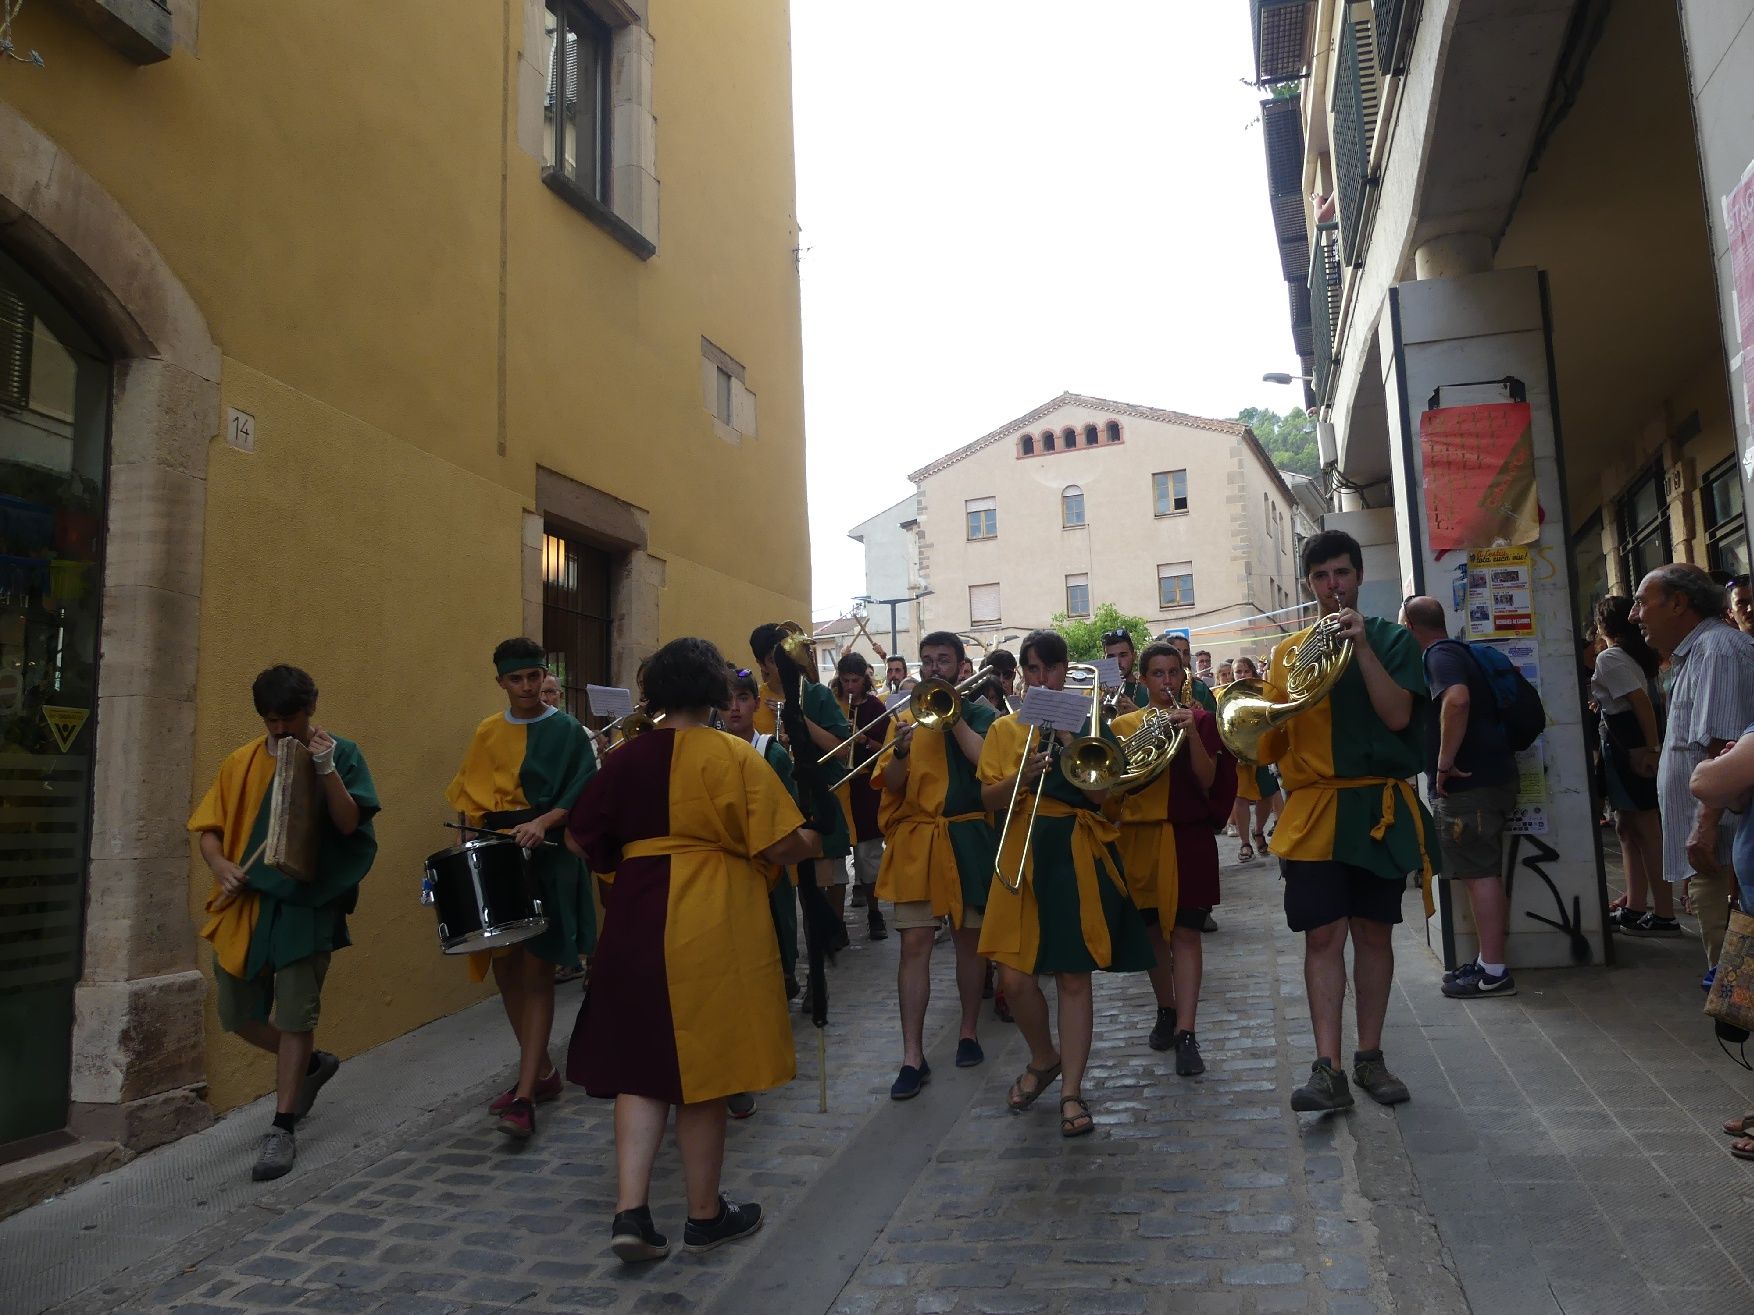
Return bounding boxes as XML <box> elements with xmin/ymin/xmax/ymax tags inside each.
<box><xmin>1729</xmin><ymin>576</ymin><xmax>1754</xmax><ymax>637</ymax></box>
<box><xmin>1400</xmin><ymin>598</ymin><xmax>1520</xmax><ymax>997</ymax></box>
<box><xmin>1590</xmin><ymin>596</ymin><xmax>1671</xmax><ymax>932</ymax></box>
<box><xmin>1631</xmin><ymin>565</ymin><xmax>1754</xmax><ymax>971</ymax></box>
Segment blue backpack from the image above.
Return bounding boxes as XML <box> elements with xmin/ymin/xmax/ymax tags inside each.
<box><xmin>1435</xmin><ymin>639</ymin><xmax>1546</xmax><ymax>752</ymax></box>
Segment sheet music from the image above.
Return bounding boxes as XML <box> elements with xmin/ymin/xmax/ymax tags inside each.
<box><xmin>586</xmin><ymin>685</ymin><xmax>635</xmax><ymax>719</ymax></box>
<box><xmin>1090</xmin><ymin>656</ymin><xmax>1125</xmax><ymax>688</ymax></box>
<box><xmin>1016</xmin><ymin>686</ymin><xmax>1095</xmax><ymax>732</ymax></box>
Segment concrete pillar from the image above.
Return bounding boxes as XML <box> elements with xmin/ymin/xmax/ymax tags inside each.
<box><xmin>1413</xmin><ymin>231</ymin><xmax>1494</xmax><ymax>280</ymax></box>
<box><xmin>1380</xmin><ymin>266</ymin><xmax>1605</xmax><ymax>970</ymax></box>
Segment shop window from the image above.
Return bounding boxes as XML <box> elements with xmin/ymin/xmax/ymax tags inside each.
<box><xmin>1703</xmin><ymin>458</ymin><xmax>1749</xmax><ymax>578</ymax></box>
<box><xmin>1617</xmin><ymin>464</ymin><xmax>1671</xmax><ymax>590</ymax></box>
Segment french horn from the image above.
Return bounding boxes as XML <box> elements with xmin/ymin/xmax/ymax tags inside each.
<box><xmin>1214</xmin><ymin>612</ymin><xmax>1353</xmax><ymax>766</ymax></box>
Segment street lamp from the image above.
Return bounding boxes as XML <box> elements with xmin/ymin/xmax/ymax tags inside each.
<box><xmin>854</xmin><ymin>589</ymin><xmax>933</xmax><ymax>655</ymax></box>
<box><xmin>1262</xmin><ymin>372</ymin><xmax>1314</xmax><ymax>385</ymax></box>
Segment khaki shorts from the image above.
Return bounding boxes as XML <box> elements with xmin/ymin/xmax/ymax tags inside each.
<box><xmin>850</xmin><ymin>838</ymin><xmax>883</xmax><ymax>886</ymax></box>
<box><xmin>214</xmin><ymin>952</ymin><xmax>330</xmax><ymax>1034</ymax></box>
<box><xmin>1433</xmin><ymin>779</ymin><xmax>1517</xmax><ymax>880</ymax></box>
<box><xmin>892</xmin><ymin>900</ymin><xmax>983</xmax><ymax>932</ymax></box>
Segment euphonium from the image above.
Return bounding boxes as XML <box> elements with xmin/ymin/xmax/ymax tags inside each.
<box><xmin>1214</xmin><ymin>612</ymin><xmax>1353</xmax><ymax>766</ymax></box>
<box><xmin>1058</xmin><ymin>663</ymin><xmax>1125</xmax><ymax>791</ymax></box>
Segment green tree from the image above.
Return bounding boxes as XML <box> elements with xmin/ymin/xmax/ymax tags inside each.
<box><xmin>1238</xmin><ymin>406</ymin><xmax>1319</xmax><ymax>477</ymax></box>
<box><xmin>1050</xmin><ymin>602</ymin><xmax>1153</xmax><ymax>663</ymax></box>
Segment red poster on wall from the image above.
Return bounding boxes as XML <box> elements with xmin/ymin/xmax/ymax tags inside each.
<box><xmin>1420</xmin><ymin>402</ymin><xmax>1540</xmax><ymax>551</ymax></box>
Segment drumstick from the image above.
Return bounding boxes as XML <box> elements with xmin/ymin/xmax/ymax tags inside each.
<box><xmin>211</xmin><ymin>839</ymin><xmax>268</xmax><ymax>913</ymax></box>
<box><xmin>443</xmin><ymin>821</ymin><xmax>560</xmax><ymax>848</ymax></box>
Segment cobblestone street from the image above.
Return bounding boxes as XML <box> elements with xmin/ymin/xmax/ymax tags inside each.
<box><xmin>5</xmin><ymin>858</ymin><xmax>1753</xmax><ymax>1315</ymax></box>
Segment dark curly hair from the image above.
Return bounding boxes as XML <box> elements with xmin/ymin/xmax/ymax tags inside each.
<box><xmin>644</xmin><ymin>637</ymin><xmax>733</xmax><ymax>713</ymax></box>
<box><xmin>252</xmin><ymin>665</ymin><xmax>318</xmax><ymax>717</ymax></box>
<box><xmin>492</xmin><ymin>636</ymin><xmax>544</xmax><ymax>668</ymax></box>
<box><xmin>1594</xmin><ymin>595</ymin><xmax>1659</xmax><ymax>679</ymax></box>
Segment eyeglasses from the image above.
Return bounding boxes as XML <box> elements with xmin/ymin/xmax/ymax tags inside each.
<box><xmin>1101</xmin><ymin>629</ymin><xmax>1132</xmax><ymax>645</ymax></box>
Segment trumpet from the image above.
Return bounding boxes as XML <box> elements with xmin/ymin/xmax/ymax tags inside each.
<box><xmin>994</xmin><ymin>663</ymin><xmax>1124</xmax><ymax>892</ymax></box>
<box><xmin>829</xmin><ymin>668</ymin><xmax>997</xmax><ymax>789</ymax></box>
<box><xmin>1213</xmin><ymin>605</ymin><xmax>1353</xmax><ymax>766</ymax></box>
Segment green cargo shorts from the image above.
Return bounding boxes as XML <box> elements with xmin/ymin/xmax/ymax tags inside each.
<box><xmin>213</xmin><ymin>952</ymin><xmax>330</xmax><ymax>1034</ymax></box>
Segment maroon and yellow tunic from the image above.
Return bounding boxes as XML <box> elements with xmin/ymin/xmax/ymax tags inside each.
<box><xmin>1109</xmin><ymin>707</ymin><xmax>1236</xmax><ymax>919</ymax></box>
<box><xmin>565</xmin><ymin>726</ymin><xmax>804</xmax><ymax>1104</ymax></box>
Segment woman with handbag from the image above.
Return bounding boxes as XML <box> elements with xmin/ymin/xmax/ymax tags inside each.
<box><xmin>1591</xmin><ymin>597</ymin><xmax>1674</xmax><ymax>933</ymax></box>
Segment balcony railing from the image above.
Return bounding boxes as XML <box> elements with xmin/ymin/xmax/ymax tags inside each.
<box><xmin>1251</xmin><ymin>0</ymin><xmax>1314</xmax><ymax>85</ymax></box>
<box><xmin>1331</xmin><ymin>10</ymin><xmax>1380</xmax><ymax>267</ymax></box>
<box><xmin>1308</xmin><ymin>225</ymin><xmax>1341</xmax><ymax>404</ymax></box>
<box><xmin>1372</xmin><ymin>0</ymin><xmax>1420</xmax><ymax>76</ymax></box>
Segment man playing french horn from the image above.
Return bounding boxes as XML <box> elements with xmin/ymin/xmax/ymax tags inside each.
<box><xmin>1241</xmin><ymin>530</ymin><xmax>1437</xmax><ymax>1114</ymax></box>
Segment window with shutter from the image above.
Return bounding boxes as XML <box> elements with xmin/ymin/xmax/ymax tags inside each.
<box><xmin>965</xmin><ymin>496</ymin><xmax>998</xmax><ymax>541</ymax></box>
<box><xmin>1065</xmin><ymin>573</ymin><xmax>1090</xmax><ymax>617</ymax></box>
<box><xmin>970</xmin><ymin>583</ymin><xmax>1001</xmax><ymax>626</ymax></box>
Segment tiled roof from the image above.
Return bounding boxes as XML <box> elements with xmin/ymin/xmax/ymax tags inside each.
<box><xmin>906</xmin><ymin>392</ymin><xmax>1252</xmax><ymax>483</ymax></box>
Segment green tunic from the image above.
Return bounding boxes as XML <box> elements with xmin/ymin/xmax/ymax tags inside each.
<box><xmin>799</xmin><ymin>679</ymin><xmax>852</xmax><ymax>860</ymax></box>
<box><xmin>758</xmin><ymin>734</ymin><xmax>801</xmax><ymax>976</ymax></box>
<box><xmin>244</xmin><ymin>737</ymin><xmax>380</xmax><ymax>978</ymax></box>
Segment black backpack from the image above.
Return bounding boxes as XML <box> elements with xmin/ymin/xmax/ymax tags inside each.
<box><xmin>1434</xmin><ymin>639</ymin><xmax>1546</xmax><ymax>752</ymax></box>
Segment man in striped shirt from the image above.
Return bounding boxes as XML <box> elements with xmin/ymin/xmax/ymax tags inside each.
<box><xmin>1631</xmin><ymin>564</ymin><xmax>1754</xmax><ymax>970</ymax></box>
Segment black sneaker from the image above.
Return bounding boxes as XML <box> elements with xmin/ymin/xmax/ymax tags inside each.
<box><xmin>1628</xmin><ymin>913</ymin><xmax>1682</xmax><ymax>935</ymax></box>
<box><xmin>1148</xmin><ymin>1007</ymin><xmax>1177</xmax><ymax>1052</ymax></box>
<box><xmin>1352</xmin><ymin>1050</ymin><xmax>1410</xmax><ymax>1105</ymax></box>
<box><xmin>1605</xmin><ymin>906</ymin><xmax>1643</xmax><ymax>931</ymax></box>
<box><xmin>850</xmin><ymin>885</ymin><xmax>868</xmax><ymax>909</ymax></box>
<box><xmin>611</xmin><ymin>1206</ymin><xmax>670</xmax><ymax>1263</ymax></box>
<box><xmin>832</xmin><ymin>923</ymin><xmax>852</xmax><ymax>951</ymax></box>
<box><xmin>1201</xmin><ymin>912</ymin><xmax>1218</xmax><ymax>933</ymax></box>
<box><xmin>1442</xmin><ymin>962</ymin><xmax>1482</xmax><ymax>990</ymax></box>
<box><xmin>1174</xmin><ymin>1030</ymin><xmax>1205</xmax><ymax>1077</ymax></box>
<box><xmin>1443</xmin><ymin>966</ymin><xmax>1517</xmax><ymax>999</ymax></box>
<box><xmin>867</xmin><ymin>908</ymin><xmax>888</xmax><ymax>941</ymax></box>
<box><xmin>684</xmin><ymin>1197</ymin><xmax>763</xmax><ymax>1252</ymax></box>
<box><xmin>1290</xmin><ymin>1058</ymin><xmax>1355</xmax><ymax>1112</ymax></box>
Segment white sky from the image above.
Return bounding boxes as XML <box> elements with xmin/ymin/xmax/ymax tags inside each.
<box><xmin>790</xmin><ymin>2</ymin><xmax>1296</xmax><ymax>621</ymax></box>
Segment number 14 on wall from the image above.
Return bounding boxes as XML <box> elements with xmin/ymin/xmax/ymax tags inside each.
<box><xmin>224</xmin><ymin>407</ymin><xmax>256</xmax><ymax>453</ymax></box>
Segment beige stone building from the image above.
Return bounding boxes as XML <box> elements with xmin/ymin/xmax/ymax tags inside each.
<box><xmin>883</xmin><ymin>393</ymin><xmax>1307</xmax><ymax>661</ymax></box>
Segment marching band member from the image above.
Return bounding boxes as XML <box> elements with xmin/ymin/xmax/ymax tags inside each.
<box><xmin>982</xmin><ymin>648</ymin><xmax>1019</xmax><ymax>713</ymax></box>
<box><xmin>1258</xmin><ymin>530</ymin><xmax>1437</xmax><ymax>1113</ymax></box>
<box><xmin>835</xmin><ymin>652</ymin><xmax>890</xmax><ymax>941</ymax></box>
<box><xmin>1110</xmin><ymin>643</ymin><xmax>1236</xmax><ymax>1074</ymax></box>
<box><xmin>751</xmin><ymin>623</ymin><xmax>855</xmax><ymax>947</ymax></box>
<box><xmin>873</xmin><ymin>631</ymin><xmax>1000</xmax><ymax>1099</ymax></box>
<box><xmin>445</xmin><ymin>638</ymin><xmax>597</xmax><ymax>1141</ymax></box>
<box><xmin>977</xmin><ymin>630</ymin><xmax>1153</xmax><ymax>1138</ymax></box>
<box><xmin>1101</xmin><ymin>627</ymin><xmax>1149</xmax><ymax>713</ymax></box>
<box><xmin>189</xmin><ymin>665</ymin><xmax>378</xmax><ymax>1182</ymax></box>
<box><xmin>566</xmin><ymin>638</ymin><xmax>821</xmax><ymax>1263</ymax></box>
<box><xmin>1168</xmin><ymin>633</ymin><xmax>1217</xmax><ymax>713</ymax></box>
<box><xmin>1230</xmin><ymin>656</ymin><xmax>1282</xmax><ymax>862</ymax></box>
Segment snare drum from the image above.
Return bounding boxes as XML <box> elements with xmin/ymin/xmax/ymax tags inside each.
<box><xmin>423</xmin><ymin>836</ymin><xmax>548</xmax><ymax>954</ymax></box>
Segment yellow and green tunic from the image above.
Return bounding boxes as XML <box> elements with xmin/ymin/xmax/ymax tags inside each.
<box><xmin>1109</xmin><ymin>706</ymin><xmax>1236</xmax><ymax>921</ymax></box>
<box><xmin>871</xmin><ymin>699</ymin><xmax>998</xmax><ymax>928</ymax></box>
<box><xmin>445</xmin><ymin>707</ymin><xmax>597</xmax><ymax>979</ymax></box>
<box><xmin>1261</xmin><ymin>616</ymin><xmax>1440</xmax><ymax>905</ymax></box>
<box><xmin>566</xmin><ymin>726</ymin><xmax>804</xmax><ymax>1104</ymax></box>
<box><xmin>975</xmin><ymin>716</ymin><xmax>1153</xmax><ymax>975</ymax></box>
<box><xmin>189</xmin><ymin>734</ymin><xmax>379</xmax><ymax>987</ymax></box>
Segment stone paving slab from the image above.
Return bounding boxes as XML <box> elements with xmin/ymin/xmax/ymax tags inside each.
<box><xmin>12</xmin><ymin>853</ymin><xmax>1754</xmax><ymax>1314</ymax></box>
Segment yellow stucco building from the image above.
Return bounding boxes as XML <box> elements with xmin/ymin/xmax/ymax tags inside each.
<box><xmin>0</xmin><ymin>0</ymin><xmax>808</xmax><ymax>1199</ymax></box>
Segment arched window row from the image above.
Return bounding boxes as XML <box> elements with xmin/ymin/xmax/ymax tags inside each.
<box><xmin>1016</xmin><ymin>419</ymin><xmax>1123</xmax><ymax>458</ymax></box>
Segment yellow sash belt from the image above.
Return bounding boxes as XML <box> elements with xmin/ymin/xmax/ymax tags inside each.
<box><xmin>887</xmin><ymin>809</ymin><xmax>986</xmax><ymax>927</ymax></box>
<box><xmin>1277</xmin><ymin>774</ymin><xmax>1434</xmax><ymax>917</ymax></box>
<box><xmin>992</xmin><ymin>797</ymin><xmax>1125</xmax><ymax>962</ymax></box>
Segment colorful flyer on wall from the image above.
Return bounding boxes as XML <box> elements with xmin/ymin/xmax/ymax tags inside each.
<box><xmin>1420</xmin><ymin>402</ymin><xmax>1540</xmax><ymax>550</ymax></box>
<box><xmin>1483</xmin><ymin>637</ymin><xmax>1547</xmax><ymax>835</ymax></box>
<box><xmin>1464</xmin><ymin>547</ymin><xmax>1535</xmax><ymax>639</ymax></box>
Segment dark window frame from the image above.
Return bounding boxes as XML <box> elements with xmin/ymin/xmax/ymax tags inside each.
<box><xmin>1617</xmin><ymin>462</ymin><xmax>1671</xmax><ymax>589</ymax></box>
<box><xmin>1702</xmin><ymin>456</ymin><xmax>1749</xmax><ymax>576</ymax></box>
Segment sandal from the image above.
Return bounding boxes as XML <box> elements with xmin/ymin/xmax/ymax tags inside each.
<box><xmin>1059</xmin><ymin>1096</ymin><xmax>1094</xmax><ymax>1138</ymax></box>
<box><xmin>1722</xmin><ymin>1112</ymin><xmax>1754</xmax><ymax>1137</ymax></box>
<box><xmin>1007</xmin><ymin>1060</ymin><xmax>1061</xmax><ymax>1112</ymax></box>
<box><xmin>1238</xmin><ymin>841</ymin><xmax>1254</xmax><ymax>862</ymax></box>
<box><xmin>1731</xmin><ymin>1137</ymin><xmax>1754</xmax><ymax>1162</ymax></box>
<box><xmin>1252</xmin><ymin>830</ymin><xmax>1267</xmax><ymax>852</ymax></box>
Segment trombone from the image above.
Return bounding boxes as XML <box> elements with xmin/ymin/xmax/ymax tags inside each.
<box><xmin>828</xmin><ymin>668</ymin><xmax>997</xmax><ymax>789</ymax></box>
<box><xmin>599</xmin><ymin>709</ymin><xmax>666</xmax><ymax>753</ymax></box>
<box><xmin>993</xmin><ymin>663</ymin><xmax>1125</xmax><ymax>892</ymax></box>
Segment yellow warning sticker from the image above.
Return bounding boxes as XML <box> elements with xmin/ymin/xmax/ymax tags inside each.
<box><xmin>42</xmin><ymin>706</ymin><xmax>90</xmax><ymax>754</ymax></box>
